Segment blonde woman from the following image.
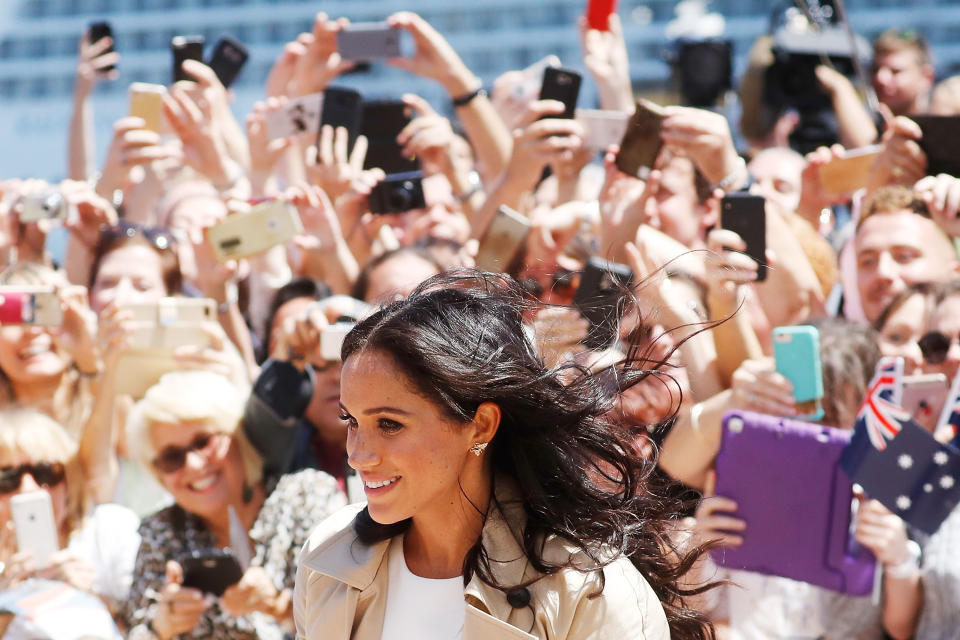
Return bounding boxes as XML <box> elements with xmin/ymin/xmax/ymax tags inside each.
<box><xmin>0</xmin><ymin>408</ymin><xmax>139</xmax><ymax>608</ymax></box>
<box><xmin>123</xmin><ymin>370</ymin><xmax>344</xmax><ymax>640</ymax></box>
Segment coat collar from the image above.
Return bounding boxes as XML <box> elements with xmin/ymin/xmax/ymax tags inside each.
<box><xmin>301</xmin><ymin>480</ymin><xmax>541</xmax><ymax>623</ymax></box>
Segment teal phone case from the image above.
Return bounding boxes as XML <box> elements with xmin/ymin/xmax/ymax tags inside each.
<box><xmin>773</xmin><ymin>325</ymin><xmax>825</xmax><ymax>421</ymax></box>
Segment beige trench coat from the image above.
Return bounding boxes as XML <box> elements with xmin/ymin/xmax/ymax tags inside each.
<box><xmin>294</xmin><ymin>495</ymin><xmax>670</xmax><ymax>640</ymax></box>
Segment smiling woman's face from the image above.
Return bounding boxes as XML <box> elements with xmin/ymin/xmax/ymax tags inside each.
<box><xmin>0</xmin><ymin>324</ymin><xmax>68</xmax><ymax>386</ymax></box>
<box><xmin>148</xmin><ymin>420</ymin><xmax>246</xmax><ymax>522</ymax></box>
<box><xmin>339</xmin><ymin>349</ymin><xmax>476</xmax><ymax>526</ymax></box>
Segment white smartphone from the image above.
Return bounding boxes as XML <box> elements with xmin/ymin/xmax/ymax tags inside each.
<box><xmin>11</xmin><ymin>491</ymin><xmax>59</xmax><ymax>568</ymax></box>
<box><xmin>320</xmin><ymin>322</ymin><xmax>355</xmax><ymax>361</ymax></box>
<box><xmin>265</xmin><ymin>92</ymin><xmax>323</xmax><ymax>141</ymax></box>
<box><xmin>576</xmin><ymin>108</ymin><xmax>629</xmax><ymax>151</ymax></box>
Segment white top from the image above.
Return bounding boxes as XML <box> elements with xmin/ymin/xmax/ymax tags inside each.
<box><xmin>380</xmin><ymin>536</ymin><xmax>465</xmax><ymax>640</ymax></box>
<box><xmin>66</xmin><ymin>503</ymin><xmax>141</xmax><ymax>602</ymax></box>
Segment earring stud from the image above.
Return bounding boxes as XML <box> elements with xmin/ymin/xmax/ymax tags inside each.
<box><xmin>470</xmin><ymin>442</ymin><xmax>488</xmax><ymax>457</ymax></box>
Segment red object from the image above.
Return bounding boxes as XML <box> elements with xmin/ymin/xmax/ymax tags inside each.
<box><xmin>585</xmin><ymin>0</ymin><xmax>618</xmax><ymax>31</ymax></box>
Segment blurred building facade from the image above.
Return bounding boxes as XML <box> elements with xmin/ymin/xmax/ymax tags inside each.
<box><xmin>1</xmin><ymin>0</ymin><xmax>959</xmax><ymax>180</ymax></box>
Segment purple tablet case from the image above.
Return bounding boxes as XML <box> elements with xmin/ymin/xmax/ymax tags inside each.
<box><xmin>711</xmin><ymin>411</ymin><xmax>876</xmax><ymax>595</ymax></box>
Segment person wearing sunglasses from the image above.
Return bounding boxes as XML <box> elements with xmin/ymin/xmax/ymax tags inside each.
<box><xmin>122</xmin><ymin>370</ymin><xmax>344</xmax><ymax>640</ymax></box>
<box><xmin>0</xmin><ymin>408</ymin><xmax>140</xmax><ymax>612</ymax></box>
<box><xmin>918</xmin><ymin>280</ymin><xmax>960</xmax><ymax>382</ymax></box>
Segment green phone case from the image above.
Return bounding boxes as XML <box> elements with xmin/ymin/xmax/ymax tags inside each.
<box><xmin>773</xmin><ymin>325</ymin><xmax>825</xmax><ymax>421</ymax></box>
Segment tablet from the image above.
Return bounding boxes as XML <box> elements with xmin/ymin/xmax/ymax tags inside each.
<box><xmin>711</xmin><ymin>410</ymin><xmax>876</xmax><ymax>595</ymax></box>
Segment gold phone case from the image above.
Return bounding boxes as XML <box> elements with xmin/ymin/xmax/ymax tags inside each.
<box><xmin>128</xmin><ymin>82</ymin><xmax>166</xmax><ymax>134</ymax></box>
<box><xmin>206</xmin><ymin>201</ymin><xmax>303</xmax><ymax>264</ymax></box>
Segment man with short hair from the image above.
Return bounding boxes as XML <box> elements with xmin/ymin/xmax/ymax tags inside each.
<box><xmin>872</xmin><ymin>29</ymin><xmax>935</xmax><ymax>117</ymax></box>
<box><xmin>854</xmin><ymin>185</ymin><xmax>959</xmax><ymax>323</ymax></box>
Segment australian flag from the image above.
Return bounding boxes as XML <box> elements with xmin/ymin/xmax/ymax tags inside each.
<box><xmin>857</xmin><ymin>356</ymin><xmax>906</xmax><ymax>451</ymax></box>
<box><xmin>841</xmin><ymin>358</ymin><xmax>960</xmax><ymax>534</ymax></box>
<box><xmin>936</xmin><ymin>370</ymin><xmax>960</xmax><ymax>447</ymax></box>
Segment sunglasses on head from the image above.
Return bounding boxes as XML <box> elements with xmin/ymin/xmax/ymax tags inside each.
<box><xmin>918</xmin><ymin>330</ymin><xmax>960</xmax><ymax>364</ymax></box>
<box><xmin>104</xmin><ymin>221</ymin><xmax>176</xmax><ymax>252</ymax></box>
<box><xmin>0</xmin><ymin>462</ymin><xmax>66</xmax><ymax>494</ymax></box>
<box><xmin>152</xmin><ymin>432</ymin><xmax>221</xmax><ymax>474</ymax></box>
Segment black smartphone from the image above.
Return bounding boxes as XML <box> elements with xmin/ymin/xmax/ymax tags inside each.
<box><xmin>180</xmin><ymin>549</ymin><xmax>243</xmax><ymax>597</ymax></box>
<box><xmin>369</xmin><ymin>170</ymin><xmax>426</xmax><ymax>214</ymax></box>
<box><xmin>252</xmin><ymin>359</ymin><xmax>315</xmax><ymax>421</ymax></box>
<box><xmin>573</xmin><ymin>257</ymin><xmax>634</xmax><ymax>350</ymax></box>
<box><xmin>539</xmin><ymin>67</ymin><xmax>582</xmax><ymax>119</ymax></box>
<box><xmin>88</xmin><ymin>21</ymin><xmax>116</xmax><ymax>72</ymax></box>
<box><xmin>318</xmin><ymin>86</ymin><xmax>364</xmax><ymax>156</ymax></box>
<box><xmin>913</xmin><ymin>115</ymin><xmax>960</xmax><ymax>178</ymax></box>
<box><xmin>720</xmin><ymin>192</ymin><xmax>768</xmax><ymax>282</ymax></box>
<box><xmin>207</xmin><ymin>35</ymin><xmax>248</xmax><ymax>89</ymax></box>
<box><xmin>171</xmin><ymin>35</ymin><xmax>204</xmax><ymax>83</ymax></box>
<box><xmin>360</xmin><ymin>99</ymin><xmax>419</xmax><ymax>174</ymax></box>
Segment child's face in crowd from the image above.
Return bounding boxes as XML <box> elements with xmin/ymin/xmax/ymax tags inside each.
<box><xmin>855</xmin><ymin>211</ymin><xmax>957</xmax><ymax>322</ymax></box>
<box><xmin>877</xmin><ymin>292</ymin><xmax>929</xmax><ymax>374</ymax></box>
<box><xmin>90</xmin><ymin>244</ymin><xmax>168</xmax><ymax>313</ymax></box>
<box><xmin>922</xmin><ymin>293</ymin><xmax>960</xmax><ymax>381</ymax></box>
<box><xmin>645</xmin><ymin>156</ymin><xmax>712</xmax><ymax>248</ymax></box>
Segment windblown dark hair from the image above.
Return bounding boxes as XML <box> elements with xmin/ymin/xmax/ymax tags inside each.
<box><xmin>343</xmin><ymin>270</ymin><xmax>715</xmax><ymax>640</ymax></box>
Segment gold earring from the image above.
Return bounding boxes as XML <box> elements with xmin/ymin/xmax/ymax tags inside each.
<box><xmin>470</xmin><ymin>442</ymin><xmax>488</xmax><ymax>457</ymax></box>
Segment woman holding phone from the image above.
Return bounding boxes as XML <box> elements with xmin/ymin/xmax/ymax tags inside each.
<box><xmin>295</xmin><ymin>273</ymin><xmax>714</xmax><ymax>640</ymax></box>
<box><xmin>123</xmin><ymin>370</ymin><xmax>345</xmax><ymax>640</ymax></box>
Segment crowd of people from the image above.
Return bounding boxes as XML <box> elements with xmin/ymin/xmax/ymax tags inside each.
<box><xmin>0</xmin><ymin>6</ymin><xmax>958</xmax><ymax>640</ymax></box>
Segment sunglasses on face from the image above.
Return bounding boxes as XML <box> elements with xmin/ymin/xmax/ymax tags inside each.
<box><xmin>918</xmin><ymin>330</ymin><xmax>960</xmax><ymax>364</ymax></box>
<box><xmin>0</xmin><ymin>462</ymin><xmax>66</xmax><ymax>494</ymax></box>
<box><xmin>103</xmin><ymin>221</ymin><xmax>177</xmax><ymax>252</ymax></box>
<box><xmin>152</xmin><ymin>432</ymin><xmax>221</xmax><ymax>474</ymax></box>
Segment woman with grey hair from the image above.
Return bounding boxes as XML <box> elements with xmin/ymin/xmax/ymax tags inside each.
<box><xmin>123</xmin><ymin>370</ymin><xmax>345</xmax><ymax>640</ymax></box>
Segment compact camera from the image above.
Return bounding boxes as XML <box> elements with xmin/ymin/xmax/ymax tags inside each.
<box><xmin>368</xmin><ymin>171</ymin><xmax>426</xmax><ymax>214</ymax></box>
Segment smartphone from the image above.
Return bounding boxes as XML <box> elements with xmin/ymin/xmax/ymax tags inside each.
<box><xmin>337</xmin><ymin>23</ymin><xmax>402</xmax><ymax>61</ymax></box>
<box><xmin>585</xmin><ymin>0</ymin><xmax>619</xmax><ymax>30</ymax></box>
<box><xmin>817</xmin><ymin>145</ymin><xmax>882</xmax><ymax>197</ymax></box>
<box><xmin>573</xmin><ymin>257</ymin><xmax>634</xmax><ymax>350</ymax></box>
<box><xmin>318</xmin><ymin>86</ymin><xmax>364</xmax><ymax>155</ymax></box>
<box><xmin>576</xmin><ymin>108</ymin><xmax>629</xmax><ymax>151</ymax></box>
<box><xmin>207</xmin><ymin>35</ymin><xmax>248</xmax><ymax>89</ymax></box>
<box><xmin>368</xmin><ymin>171</ymin><xmax>426</xmax><ymax>214</ymax></box>
<box><xmin>902</xmin><ymin>373</ymin><xmax>949</xmax><ymax>432</ymax></box>
<box><xmin>171</xmin><ymin>35</ymin><xmax>204</xmax><ymax>83</ymax></box>
<box><xmin>320</xmin><ymin>322</ymin><xmax>356</xmax><ymax>361</ymax></box>
<box><xmin>615</xmin><ymin>99</ymin><xmax>666</xmax><ymax>178</ymax></box>
<box><xmin>114</xmin><ymin>298</ymin><xmax>215</xmax><ymax>397</ymax></box>
<box><xmin>88</xmin><ymin>21</ymin><xmax>116</xmax><ymax>72</ymax></box>
<box><xmin>206</xmin><ymin>200</ymin><xmax>303</xmax><ymax>263</ymax></box>
<box><xmin>11</xmin><ymin>491</ymin><xmax>59</xmax><ymax>568</ymax></box>
<box><xmin>539</xmin><ymin>67</ymin><xmax>582</xmax><ymax>119</ymax></box>
<box><xmin>180</xmin><ymin>549</ymin><xmax>243</xmax><ymax>597</ymax></box>
<box><xmin>720</xmin><ymin>192</ymin><xmax>768</xmax><ymax>282</ymax></box>
<box><xmin>19</xmin><ymin>191</ymin><xmax>67</xmax><ymax>224</ymax></box>
<box><xmin>129</xmin><ymin>82</ymin><xmax>166</xmax><ymax>134</ymax></box>
<box><xmin>773</xmin><ymin>325</ymin><xmax>824</xmax><ymax>421</ymax></box>
<box><xmin>265</xmin><ymin>92</ymin><xmax>323</xmax><ymax>140</ymax></box>
<box><xmin>475</xmin><ymin>205</ymin><xmax>531</xmax><ymax>272</ymax></box>
<box><xmin>0</xmin><ymin>287</ymin><xmax>62</xmax><ymax>325</ymax></box>
<box><xmin>913</xmin><ymin>115</ymin><xmax>960</xmax><ymax>178</ymax></box>
<box><xmin>361</xmin><ymin>100</ymin><xmax>418</xmax><ymax>174</ymax></box>
<box><xmin>250</xmin><ymin>359</ymin><xmax>315</xmax><ymax>422</ymax></box>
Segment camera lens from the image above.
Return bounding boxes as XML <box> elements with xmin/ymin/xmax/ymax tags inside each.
<box><xmin>388</xmin><ymin>182</ymin><xmax>414</xmax><ymax>211</ymax></box>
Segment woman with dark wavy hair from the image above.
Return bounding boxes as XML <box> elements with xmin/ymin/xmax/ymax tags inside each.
<box><xmin>294</xmin><ymin>272</ymin><xmax>713</xmax><ymax>640</ymax></box>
